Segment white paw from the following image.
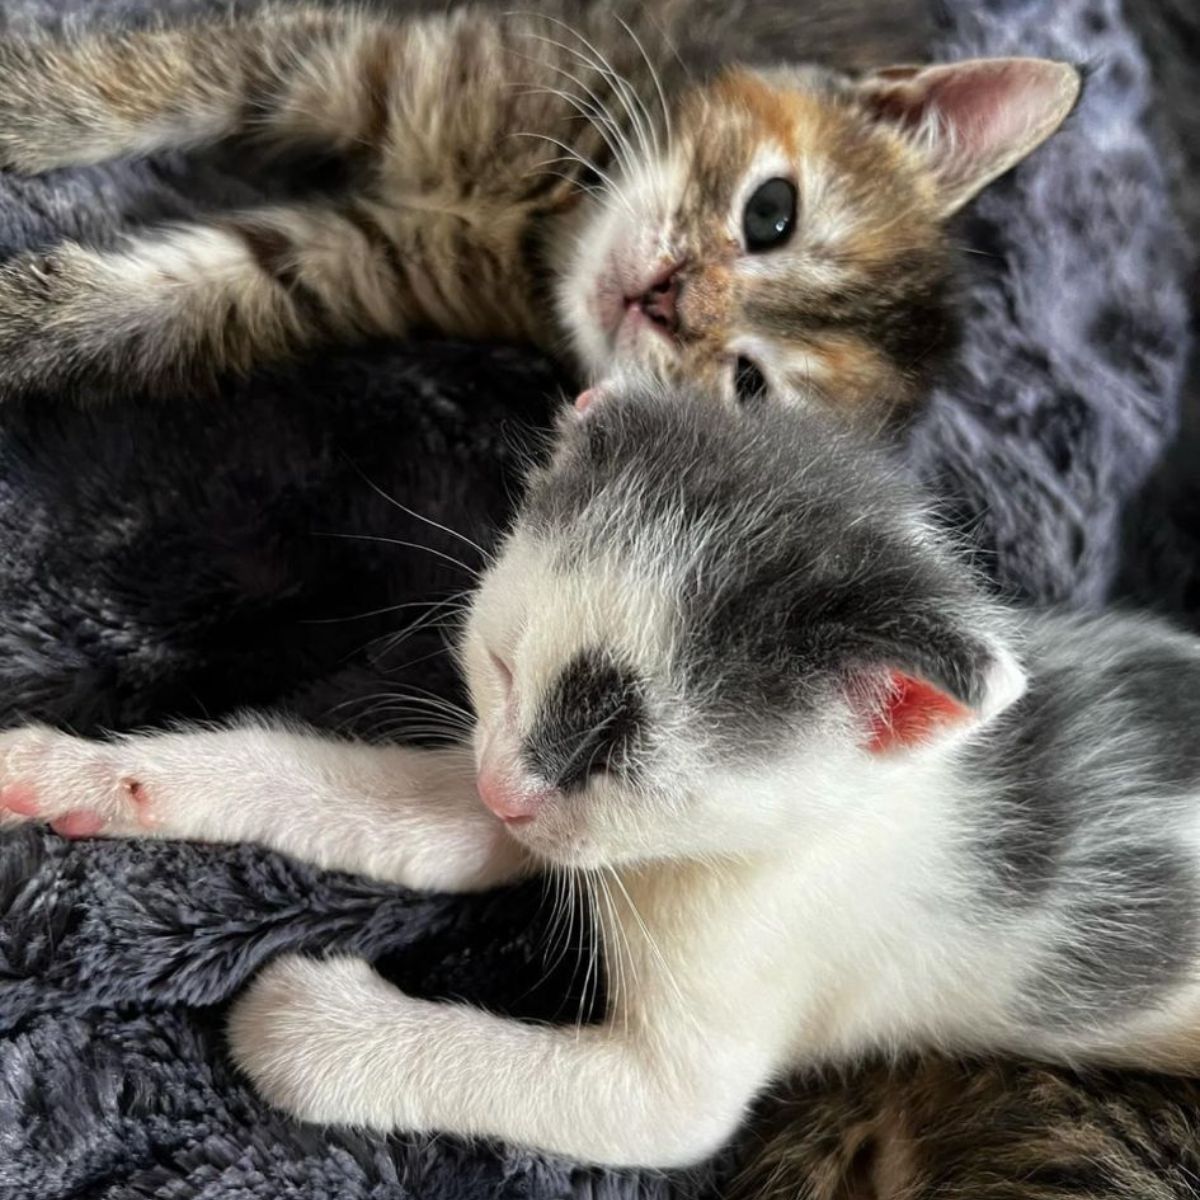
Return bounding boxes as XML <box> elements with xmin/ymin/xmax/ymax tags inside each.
<box><xmin>227</xmin><ymin>954</ymin><xmax>425</xmax><ymax>1131</ymax></box>
<box><xmin>0</xmin><ymin>724</ymin><xmax>155</xmax><ymax>839</ymax></box>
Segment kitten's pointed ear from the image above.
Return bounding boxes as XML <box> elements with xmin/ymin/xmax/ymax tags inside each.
<box><xmin>857</xmin><ymin>57</ymin><xmax>1082</xmax><ymax>217</ymax></box>
<box><xmin>853</xmin><ymin>636</ymin><xmax>1026</xmax><ymax>755</ymax></box>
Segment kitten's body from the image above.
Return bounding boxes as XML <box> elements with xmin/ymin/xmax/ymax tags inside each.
<box><xmin>733</xmin><ymin>1057</ymin><xmax>1200</xmax><ymax>1199</ymax></box>
<box><xmin>0</xmin><ymin>1</ymin><xmax>1078</xmax><ymax>418</ymax></box>
<box><xmin>4</xmin><ymin>387</ymin><xmax>1200</xmax><ymax>1168</ymax></box>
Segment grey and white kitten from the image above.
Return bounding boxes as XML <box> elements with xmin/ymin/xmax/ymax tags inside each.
<box><xmin>3</xmin><ymin>383</ymin><xmax>1198</xmax><ymax>1167</ymax></box>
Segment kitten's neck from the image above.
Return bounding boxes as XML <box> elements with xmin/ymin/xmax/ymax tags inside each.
<box><xmin>599</xmin><ymin>742</ymin><xmax>982</xmax><ymax>1051</ymax></box>
<box><xmin>360</xmin><ymin>5</ymin><xmax>672</xmax><ymax>356</ymax></box>
<box><xmin>690</xmin><ymin>737</ymin><xmax>970</xmax><ymax>866</ymax></box>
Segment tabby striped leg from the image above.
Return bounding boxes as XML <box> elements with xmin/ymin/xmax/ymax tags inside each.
<box><xmin>0</xmin><ymin>201</ymin><xmax>416</xmax><ymax>398</ymax></box>
<box><xmin>0</xmin><ymin>9</ymin><xmax>402</xmax><ymax>172</ymax></box>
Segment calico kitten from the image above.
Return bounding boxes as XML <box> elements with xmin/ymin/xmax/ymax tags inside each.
<box><xmin>3</xmin><ymin>382</ymin><xmax>1200</xmax><ymax>1168</ymax></box>
<box><xmin>0</xmin><ymin>1</ymin><xmax>1079</xmax><ymax>419</ymax></box>
<box><xmin>731</xmin><ymin>1057</ymin><xmax>1200</xmax><ymax>1199</ymax></box>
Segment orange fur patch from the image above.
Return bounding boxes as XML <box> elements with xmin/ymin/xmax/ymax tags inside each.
<box><xmin>712</xmin><ymin>69</ymin><xmax>805</xmax><ymax>155</ymax></box>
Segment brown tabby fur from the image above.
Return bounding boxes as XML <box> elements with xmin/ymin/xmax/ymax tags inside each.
<box><xmin>0</xmin><ymin>1</ymin><xmax>1074</xmax><ymax>421</ymax></box>
<box><xmin>731</xmin><ymin>1058</ymin><xmax>1200</xmax><ymax>1200</ymax></box>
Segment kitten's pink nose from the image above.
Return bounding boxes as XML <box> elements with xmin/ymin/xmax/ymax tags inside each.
<box><xmin>639</xmin><ymin>265</ymin><xmax>681</xmax><ymax>332</ymax></box>
<box><xmin>476</xmin><ymin>769</ymin><xmax>554</xmax><ymax>825</ymax></box>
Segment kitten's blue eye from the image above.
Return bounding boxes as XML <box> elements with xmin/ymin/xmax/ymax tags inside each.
<box><xmin>742</xmin><ymin>177</ymin><xmax>797</xmax><ymax>252</ymax></box>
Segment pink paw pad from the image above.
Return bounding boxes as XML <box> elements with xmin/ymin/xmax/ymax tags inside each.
<box><xmin>0</xmin><ymin>783</ymin><xmax>40</xmax><ymax>817</ymax></box>
<box><xmin>49</xmin><ymin>810</ymin><xmax>106</xmax><ymax>839</ymax></box>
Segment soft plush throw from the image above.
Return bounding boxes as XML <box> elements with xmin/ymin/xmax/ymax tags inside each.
<box><xmin>0</xmin><ymin>1</ymin><xmax>1192</xmax><ymax>1197</ymax></box>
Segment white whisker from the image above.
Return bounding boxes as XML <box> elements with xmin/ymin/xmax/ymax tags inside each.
<box><xmin>348</xmin><ymin>463</ymin><xmax>493</xmax><ymax>563</ymax></box>
<box><xmin>312</xmin><ymin>531</ymin><xmax>481</xmax><ymax>581</ymax></box>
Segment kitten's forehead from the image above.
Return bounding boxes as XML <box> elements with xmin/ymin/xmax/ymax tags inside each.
<box><xmin>519</xmin><ymin>389</ymin><xmax>957</xmax><ymax>754</ymax></box>
<box><xmin>527</xmin><ymin>387</ymin><xmax>893</xmax><ymax>544</ymax></box>
<box><xmin>681</xmin><ymin>66</ymin><xmax>925</xmax><ymax>223</ymax></box>
<box><xmin>680</xmin><ymin>69</ymin><xmax>824</xmax><ymax>211</ymax></box>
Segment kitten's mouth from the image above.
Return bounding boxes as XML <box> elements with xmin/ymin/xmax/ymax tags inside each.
<box><xmin>589</xmin><ymin>256</ymin><xmax>683</xmax><ymax>351</ymax></box>
<box><xmin>614</xmin><ymin>262</ymin><xmax>682</xmax><ymax>348</ymax></box>
<box><xmin>620</xmin><ymin>298</ymin><xmax>673</xmax><ymax>342</ymax></box>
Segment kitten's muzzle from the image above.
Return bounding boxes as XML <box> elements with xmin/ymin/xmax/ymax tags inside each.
<box><xmin>635</xmin><ymin>263</ymin><xmax>681</xmax><ymax>334</ymax></box>
<box><xmin>476</xmin><ymin>766</ymin><xmax>555</xmax><ymax>825</ymax></box>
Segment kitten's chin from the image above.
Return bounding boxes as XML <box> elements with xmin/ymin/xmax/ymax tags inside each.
<box><xmin>504</xmin><ymin>817</ymin><xmax>621</xmax><ymax>871</ymax></box>
<box><xmin>551</xmin><ymin>221</ymin><xmax>617</xmax><ymax>379</ymax></box>
<box><xmin>510</xmin><ymin>829</ymin><xmax>602</xmax><ymax>870</ymax></box>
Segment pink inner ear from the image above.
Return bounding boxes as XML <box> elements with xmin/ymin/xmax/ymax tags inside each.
<box><xmin>910</xmin><ymin>62</ymin><xmax>1040</xmax><ymax>159</ymax></box>
<box><xmin>871</xmin><ymin>61</ymin><xmax>1030</xmax><ymax>137</ymax></box>
<box><xmin>866</xmin><ymin>669</ymin><xmax>972</xmax><ymax>753</ymax></box>
<box><xmin>862</xmin><ymin>58</ymin><xmax>1080</xmax><ymax>211</ymax></box>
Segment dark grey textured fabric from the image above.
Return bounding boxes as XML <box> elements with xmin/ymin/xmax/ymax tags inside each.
<box><xmin>0</xmin><ymin>0</ymin><xmax>1192</xmax><ymax>1197</ymax></box>
<box><xmin>908</xmin><ymin>0</ymin><xmax>1190</xmax><ymax>609</ymax></box>
<box><xmin>1114</xmin><ymin>0</ymin><xmax>1200</xmax><ymax>623</ymax></box>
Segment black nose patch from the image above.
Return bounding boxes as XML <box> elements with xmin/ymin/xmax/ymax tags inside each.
<box><xmin>523</xmin><ymin>650</ymin><xmax>645</xmax><ymax>791</ymax></box>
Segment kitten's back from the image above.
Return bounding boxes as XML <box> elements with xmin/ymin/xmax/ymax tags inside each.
<box><xmin>729</xmin><ymin>1057</ymin><xmax>1200</xmax><ymax>1200</ymax></box>
<box><xmin>631</xmin><ymin>0</ymin><xmax>934</xmax><ymax>76</ymax></box>
<box><xmin>390</xmin><ymin>0</ymin><xmax>934</xmax><ymax>76</ymax></box>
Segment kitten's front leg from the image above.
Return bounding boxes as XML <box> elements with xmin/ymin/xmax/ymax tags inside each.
<box><xmin>0</xmin><ymin>203</ymin><xmax>415</xmax><ymax>399</ymax></box>
<box><xmin>228</xmin><ymin>953</ymin><xmax>762</xmax><ymax>1168</ymax></box>
<box><xmin>0</xmin><ymin>12</ymin><xmax>398</xmax><ymax>173</ymax></box>
<box><xmin>0</xmin><ymin>722</ymin><xmax>526</xmax><ymax>892</ymax></box>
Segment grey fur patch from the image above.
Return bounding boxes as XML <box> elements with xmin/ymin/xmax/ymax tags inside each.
<box><xmin>529</xmin><ymin>392</ymin><xmax>1006</xmax><ymax>761</ymax></box>
<box><xmin>1019</xmin><ymin>844</ymin><xmax>1200</xmax><ymax>1031</ymax></box>
<box><xmin>966</xmin><ymin>668</ymin><xmax>1086</xmax><ymax>906</ymax></box>
<box><xmin>1100</xmin><ymin>652</ymin><xmax>1200</xmax><ymax>788</ymax></box>
<box><xmin>970</xmin><ymin>619</ymin><xmax>1200</xmax><ymax>906</ymax></box>
<box><xmin>523</xmin><ymin>650</ymin><xmax>646</xmax><ymax>790</ymax></box>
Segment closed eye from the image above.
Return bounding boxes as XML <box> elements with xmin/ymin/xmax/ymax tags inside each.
<box><xmin>489</xmin><ymin>651</ymin><xmax>514</xmax><ymax>698</ymax></box>
<box><xmin>733</xmin><ymin>357</ymin><xmax>768</xmax><ymax>405</ymax></box>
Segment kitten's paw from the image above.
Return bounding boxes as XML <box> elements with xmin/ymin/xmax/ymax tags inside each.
<box><xmin>0</xmin><ymin>42</ymin><xmax>93</xmax><ymax>174</ymax></box>
<box><xmin>0</xmin><ymin>248</ymin><xmax>98</xmax><ymax>396</ymax></box>
<box><xmin>0</xmin><ymin>725</ymin><xmax>156</xmax><ymax>838</ymax></box>
<box><xmin>0</xmin><ymin>128</ymin><xmax>59</xmax><ymax>175</ymax></box>
<box><xmin>228</xmin><ymin>954</ymin><xmax>425</xmax><ymax>1130</ymax></box>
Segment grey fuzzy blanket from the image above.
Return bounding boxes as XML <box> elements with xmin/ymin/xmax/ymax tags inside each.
<box><xmin>0</xmin><ymin>1</ymin><xmax>1192</xmax><ymax>1197</ymax></box>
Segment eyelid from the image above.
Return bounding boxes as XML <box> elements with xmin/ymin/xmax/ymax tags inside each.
<box><xmin>732</xmin><ymin>356</ymin><xmax>769</xmax><ymax>403</ymax></box>
<box><xmin>489</xmin><ymin>651</ymin><xmax>514</xmax><ymax>696</ymax></box>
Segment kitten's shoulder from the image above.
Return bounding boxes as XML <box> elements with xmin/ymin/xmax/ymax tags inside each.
<box><xmin>978</xmin><ymin>608</ymin><xmax>1200</xmax><ymax>780</ymax></box>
